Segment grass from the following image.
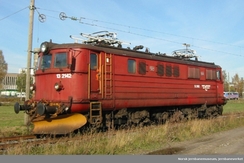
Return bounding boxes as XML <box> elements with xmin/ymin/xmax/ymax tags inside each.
<box><xmin>0</xmin><ymin>105</ymin><xmax>29</xmax><ymax>137</ymax></box>
<box><xmin>0</xmin><ymin>99</ymin><xmax>244</xmax><ymax>155</ymax></box>
<box><xmin>223</xmin><ymin>99</ymin><xmax>244</xmax><ymax>113</ymax></box>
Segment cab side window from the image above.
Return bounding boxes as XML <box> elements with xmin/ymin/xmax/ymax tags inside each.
<box><xmin>216</xmin><ymin>70</ymin><xmax>221</xmax><ymax>80</ymax></box>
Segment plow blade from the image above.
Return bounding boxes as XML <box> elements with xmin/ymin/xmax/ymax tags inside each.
<box><xmin>33</xmin><ymin>113</ymin><xmax>87</xmax><ymax>135</ymax></box>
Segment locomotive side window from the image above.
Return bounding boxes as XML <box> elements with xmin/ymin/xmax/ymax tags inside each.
<box><xmin>41</xmin><ymin>54</ymin><xmax>52</xmax><ymax>69</ymax></box>
<box><xmin>166</xmin><ymin>65</ymin><xmax>172</xmax><ymax>77</ymax></box>
<box><xmin>54</xmin><ymin>52</ymin><xmax>67</xmax><ymax>68</ymax></box>
<box><xmin>138</xmin><ymin>61</ymin><xmax>146</xmax><ymax>75</ymax></box>
<box><xmin>90</xmin><ymin>54</ymin><xmax>97</xmax><ymax>70</ymax></box>
<box><xmin>173</xmin><ymin>65</ymin><xmax>180</xmax><ymax>77</ymax></box>
<box><xmin>206</xmin><ymin>69</ymin><xmax>216</xmax><ymax>80</ymax></box>
<box><xmin>157</xmin><ymin>64</ymin><xmax>164</xmax><ymax>76</ymax></box>
<box><xmin>188</xmin><ymin>67</ymin><xmax>200</xmax><ymax>79</ymax></box>
<box><xmin>128</xmin><ymin>59</ymin><xmax>136</xmax><ymax>74</ymax></box>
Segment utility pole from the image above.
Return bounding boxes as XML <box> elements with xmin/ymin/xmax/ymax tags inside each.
<box><xmin>25</xmin><ymin>0</ymin><xmax>35</xmax><ymax>125</ymax></box>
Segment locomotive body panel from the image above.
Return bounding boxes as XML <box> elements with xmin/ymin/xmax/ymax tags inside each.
<box><xmin>102</xmin><ymin>51</ymin><xmax>223</xmax><ymax>110</ymax></box>
<box><xmin>32</xmin><ymin>44</ymin><xmax>225</xmax><ymax>112</ymax></box>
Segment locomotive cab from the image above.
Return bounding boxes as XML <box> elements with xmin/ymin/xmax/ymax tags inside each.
<box><xmin>14</xmin><ymin>41</ymin><xmax>90</xmax><ymax>134</ymax></box>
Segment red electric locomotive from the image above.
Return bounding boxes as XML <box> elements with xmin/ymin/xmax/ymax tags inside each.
<box><xmin>14</xmin><ymin>31</ymin><xmax>226</xmax><ymax>134</ymax></box>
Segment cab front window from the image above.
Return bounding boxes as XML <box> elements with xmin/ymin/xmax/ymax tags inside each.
<box><xmin>54</xmin><ymin>52</ymin><xmax>67</xmax><ymax>68</ymax></box>
<box><xmin>41</xmin><ymin>54</ymin><xmax>52</xmax><ymax>69</ymax></box>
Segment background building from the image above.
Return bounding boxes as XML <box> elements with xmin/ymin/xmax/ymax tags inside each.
<box><xmin>2</xmin><ymin>73</ymin><xmax>18</xmax><ymax>90</ymax></box>
<box><xmin>1</xmin><ymin>69</ymin><xmax>35</xmax><ymax>97</ymax></box>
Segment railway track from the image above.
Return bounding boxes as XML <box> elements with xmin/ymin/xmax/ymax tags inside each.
<box><xmin>0</xmin><ymin>135</ymin><xmax>37</xmax><ymax>143</ymax></box>
<box><xmin>0</xmin><ymin>134</ymin><xmax>60</xmax><ymax>152</ymax></box>
<box><xmin>0</xmin><ymin>135</ymin><xmax>38</xmax><ymax>151</ymax></box>
<box><xmin>219</xmin><ymin>112</ymin><xmax>244</xmax><ymax>119</ymax></box>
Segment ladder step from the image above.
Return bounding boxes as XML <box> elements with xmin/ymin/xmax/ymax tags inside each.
<box><xmin>90</xmin><ymin>102</ymin><xmax>102</xmax><ymax>124</ymax></box>
<box><xmin>104</xmin><ymin>53</ymin><xmax>113</xmax><ymax>100</ymax></box>
<box><xmin>91</xmin><ymin>109</ymin><xmax>101</xmax><ymax>111</ymax></box>
<box><xmin>91</xmin><ymin>116</ymin><xmax>101</xmax><ymax>118</ymax></box>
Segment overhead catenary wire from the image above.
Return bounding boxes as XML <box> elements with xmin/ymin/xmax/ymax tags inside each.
<box><xmin>0</xmin><ymin>6</ymin><xmax>29</xmax><ymax>21</ymax></box>
<box><xmin>79</xmin><ymin>17</ymin><xmax>244</xmax><ymax>49</ymax></box>
<box><xmin>37</xmin><ymin>7</ymin><xmax>244</xmax><ymax>50</ymax></box>
<box><xmin>77</xmin><ymin>21</ymin><xmax>244</xmax><ymax>57</ymax></box>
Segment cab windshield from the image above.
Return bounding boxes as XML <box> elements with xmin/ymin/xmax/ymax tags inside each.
<box><xmin>54</xmin><ymin>52</ymin><xmax>67</xmax><ymax>68</ymax></box>
<box><xmin>39</xmin><ymin>52</ymin><xmax>67</xmax><ymax>70</ymax></box>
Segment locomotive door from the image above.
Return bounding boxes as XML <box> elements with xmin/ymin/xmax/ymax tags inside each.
<box><xmin>89</xmin><ymin>53</ymin><xmax>99</xmax><ymax>99</ymax></box>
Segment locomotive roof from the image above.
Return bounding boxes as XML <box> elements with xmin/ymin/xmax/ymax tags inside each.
<box><xmin>45</xmin><ymin>42</ymin><xmax>221</xmax><ymax>69</ymax></box>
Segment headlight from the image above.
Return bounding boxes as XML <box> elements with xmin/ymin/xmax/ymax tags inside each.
<box><xmin>54</xmin><ymin>82</ymin><xmax>63</xmax><ymax>91</ymax></box>
<box><xmin>40</xmin><ymin>42</ymin><xmax>48</xmax><ymax>53</ymax></box>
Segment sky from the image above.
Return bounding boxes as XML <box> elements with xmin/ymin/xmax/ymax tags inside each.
<box><xmin>1</xmin><ymin>0</ymin><xmax>244</xmax><ymax>79</ymax></box>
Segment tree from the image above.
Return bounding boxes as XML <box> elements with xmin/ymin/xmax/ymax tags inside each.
<box><xmin>16</xmin><ymin>70</ymin><xmax>27</xmax><ymax>92</ymax></box>
<box><xmin>0</xmin><ymin>50</ymin><xmax>8</xmax><ymax>89</ymax></box>
<box><xmin>16</xmin><ymin>70</ymin><xmax>34</xmax><ymax>95</ymax></box>
<box><xmin>240</xmin><ymin>77</ymin><xmax>244</xmax><ymax>97</ymax></box>
<box><xmin>222</xmin><ymin>70</ymin><xmax>229</xmax><ymax>91</ymax></box>
<box><xmin>231</xmin><ymin>73</ymin><xmax>243</xmax><ymax>96</ymax></box>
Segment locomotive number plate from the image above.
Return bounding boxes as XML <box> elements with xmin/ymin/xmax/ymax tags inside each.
<box><xmin>56</xmin><ymin>73</ymin><xmax>72</xmax><ymax>78</ymax></box>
